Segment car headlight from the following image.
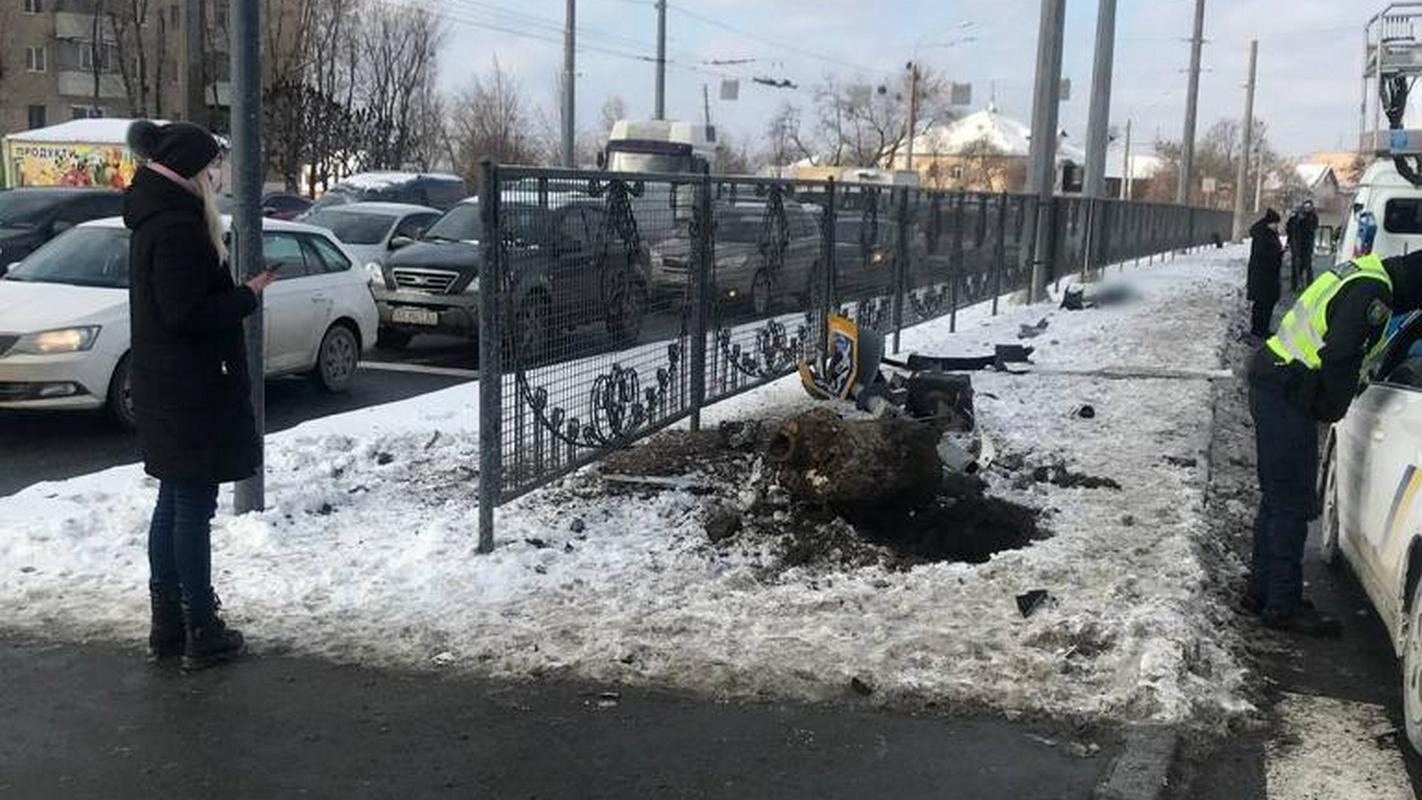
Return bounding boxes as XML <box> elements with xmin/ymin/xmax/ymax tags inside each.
<box><xmin>365</xmin><ymin>262</ymin><xmax>386</xmax><ymax>287</ymax></box>
<box><xmin>462</xmin><ymin>275</ymin><xmax>480</xmax><ymax>294</ymax></box>
<box><xmin>12</xmin><ymin>326</ymin><xmax>101</xmax><ymax>355</ymax></box>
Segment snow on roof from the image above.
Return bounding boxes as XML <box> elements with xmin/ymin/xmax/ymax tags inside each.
<box><xmin>3</xmin><ymin>118</ymin><xmax>167</xmax><ymax>144</ymax></box>
<box><xmin>337</xmin><ymin>171</ymin><xmax>462</xmax><ymax>190</ymax></box>
<box><xmin>1294</xmin><ymin>163</ymin><xmax>1335</xmax><ymax>190</ymax></box>
<box><xmin>1104</xmin><ymin>147</ymin><xmax>1162</xmax><ymax>181</ymax></box>
<box><xmin>909</xmin><ymin>105</ymin><xmax>1085</xmax><ymax>162</ymax></box>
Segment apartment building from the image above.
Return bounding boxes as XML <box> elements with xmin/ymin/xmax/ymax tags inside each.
<box><xmin>0</xmin><ymin>0</ymin><xmax>233</xmax><ymax>135</ymax></box>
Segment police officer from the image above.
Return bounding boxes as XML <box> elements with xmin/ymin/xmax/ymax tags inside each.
<box><xmin>1245</xmin><ymin>212</ymin><xmax>1422</xmax><ymax>636</ymax></box>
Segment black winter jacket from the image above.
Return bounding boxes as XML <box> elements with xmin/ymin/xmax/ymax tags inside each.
<box><xmin>125</xmin><ymin>168</ymin><xmax>260</xmax><ymax>483</ymax></box>
<box><xmin>1247</xmin><ymin>219</ymin><xmax>1283</xmax><ymax>303</ymax></box>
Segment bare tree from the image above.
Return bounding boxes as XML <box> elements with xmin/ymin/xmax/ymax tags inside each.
<box><xmin>109</xmin><ymin>0</ymin><xmax>159</xmax><ymax>116</ymax></box>
<box><xmin>764</xmin><ymin>102</ymin><xmax>815</xmax><ymax>168</ymax></box>
<box><xmin>359</xmin><ymin>2</ymin><xmax>445</xmax><ymax>170</ymax></box>
<box><xmin>450</xmin><ymin>58</ymin><xmax>542</xmax><ymax>180</ymax></box>
<box><xmin>598</xmin><ymin>94</ymin><xmax>628</xmax><ymax>136</ymax></box>
<box><xmin>810</xmin><ymin>68</ymin><xmax>945</xmax><ymax>168</ymax></box>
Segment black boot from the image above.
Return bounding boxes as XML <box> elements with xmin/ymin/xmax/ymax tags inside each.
<box><xmin>148</xmin><ymin>584</ymin><xmax>184</xmax><ymax>661</ymax></box>
<box><xmin>1262</xmin><ymin>604</ymin><xmax>1342</xmax><ymax>638</ymax></box>
<box><xmin>181</xmin><ymin>592</ymin><xmax>246</xmax><ymax>671</ymax></box>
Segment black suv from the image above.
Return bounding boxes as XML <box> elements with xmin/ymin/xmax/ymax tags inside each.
<box><xmin>308</xmin><ymin>173</ymin><xmax>468</xmax><ymax>213</ymax></box>
<box><xmin>0</xmin><ymin>188</ymin><xmax>123</xmax><ymax>276</ymax></box>
<box><xmin>371</xmin><ymin>198</ymin><xmax>651</xmax><ymax>359</ymax></box>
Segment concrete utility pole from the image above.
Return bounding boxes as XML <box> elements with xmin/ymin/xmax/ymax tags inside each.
<box><xmin>904</xmin><ymin>62</ymin><xmax>921</xmax><ymax>173</ymax></box>
<box><xmin>1123</xmin><ymin>119</ymin><xmax>1133</xmax><ymax>199</ymax></box>
<box><xmin>1232</xmin><ymin>40</ymin><xmax>1258</xmax><ymax>241</ymax></box>
<box><xmin>1176</xmin><ymin>0</ymin><xmax>1206</xmax><ymax>205</ymax></box>
<box><xmin>654</xmin><ymin>0</ymin><xmax>667</xmax><ymax>120</ymax></box>
<box><xmin>1026</xmin><ymin>0</ymin><xmax>1067</xmax><ymax>302</ymax></box>
<box><xmin>231</xmin><ymin>0</ymin><xmax>264</xmax><ymax>514</ymax></box>
<box><xmin>561</xmin><ymin>0</ymin><xmax>575</xmax><ymax>167</ymax></box>
<box><xmin>702</xmin><ymin>83</ymin><xmax>711</xmax><ymax>126</ymax></box>
<box><xmin>1254</xmin><ymin>144</ymin><xmax>1264</xmax><ymax>214</ymax></box>
<box><xmin>1083</xmin><ymin>0</ymin><xmax>1116</xmax><ymax>198</ymax></box>
<box><xmin>184</xmin><ymin>0</ymin><xmax>205</xmax><ymax>126</ymax></box>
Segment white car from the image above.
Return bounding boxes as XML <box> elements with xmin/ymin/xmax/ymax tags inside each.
<box><xmin>1321</xmin><ymin>311</ymin><xmax>1422</xmax><ymax>754</ymax></box>
<box><xmin>0</xmin><ymin>216</ymin><xmax>378</xmax><ymax>429</ymax></box>
<box><xmin>301</xmin><ymin>201</ymin><xmax>441</xmax><ymax>270</ymax></box>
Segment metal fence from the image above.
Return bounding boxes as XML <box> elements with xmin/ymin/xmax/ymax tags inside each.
<box><xmin>475</xmin><ymin>163</ymin><xmax>1232</xmax><ymax>550</ymax></box>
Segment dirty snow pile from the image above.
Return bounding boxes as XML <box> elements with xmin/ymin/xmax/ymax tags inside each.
<box><xmin>0</xmin><ymin>247</ymin><xmax>1253</xmax><ymax>728</ymax></box>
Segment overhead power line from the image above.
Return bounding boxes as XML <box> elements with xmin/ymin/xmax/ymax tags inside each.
<box><xmin>667</xmin><ymin>1</ymin><xmax>879</xmax><ymax>76</ymax></box>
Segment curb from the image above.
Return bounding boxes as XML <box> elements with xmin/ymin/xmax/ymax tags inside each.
<box><xmin>1092</xmin><ymin>725</ymin><xmax>1180</xmax><ymax>800</ymax></box>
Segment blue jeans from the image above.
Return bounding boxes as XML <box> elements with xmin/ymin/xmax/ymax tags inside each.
<box><xmin>1247</xmin><ymin>368</ymin><xmax>1319</xmax><ymax>616</ymax></box>
<box><xmin>147</xmin><ymin>480</ymin><xmax>220</xmax><ymax>606</ymax></box>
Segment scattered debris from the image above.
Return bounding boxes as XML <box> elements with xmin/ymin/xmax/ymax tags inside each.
<box><xmin>1018</xmin><ymin>318</ymin><xmax>1050</xmax><ymax>339</ymax></box>
<box><xmin>533</xmin><ymin>564</ymin><xmax>548</xmax><ymax>575</ymax></box>
<box><xmin>704</xmin><ymin>504</ymin><xmax>744</xmax><ymax>544</ymax></box>
<box><xmin>769</xmin><ymin>408</ymin><xmax>942</xmax><ymax>510</ymax></box>
<box><xmin>524</xmin><ymin>537</ymin><xmax>549</xmax><ymax>549</ymax></box>
<box><xmin>315</xmin><ymin>502</ymin><xmax>334</xmax><ymax>516</ymax></box>
<box><xmin>1075</xmin><ymin>405</ymin><xmax>1096</xmax><ymax>419</ymax></box>
<box><xmin>850</xmin><ymin>676</ymin><xmax>875</xmax><ymax>696</ymax></box>
<box><xmin>719</xmin><ymin>419</ymin><xmax>766</xmax><ymax>451</ymax></box>
<box><xmin>569</xmin><ymin>517</ymin><xmax>586</xmax><ymax>533</ymax></box>
<box><xmin>430</xmin><ymin>650</ymin><xmax>456</xmax><ymax>666</ymax></box>
<box><xmin>375</xmin><ymin>451</ymin><xmax>395</xmax><ymax>466</ymax></box>
<box><xmin>1120</xmin><ymin>514</ymin><xmax>1136</xmax><ymax>527</ymax></box>
<box><xmin>1162</xmin><ymin>455</ymin><xmax>1198</xmax><ymax>468</ymax></box>
<box><xmin>423</xmin><ymin>431</ymin><xmax>441</xmax><ymax>450</ymax></box>
<box><xmin>1030</xmin><ymin>462</ymin><xmax>1121</xmax><ymax>490</ymax></box>
<box><xmin>596</xmin><ymin>691</ymin><xmax>620</xmax><ymax>709</ymax></box>
<box><xmin>1016</xmin><ymin>589</ymin><xmax>1052</xmax><ymax>618</ymax></box>
<box><xmin>601</xmin><ymin>473</ymin><xmax>716</xmax><ymax>494</ymax></box>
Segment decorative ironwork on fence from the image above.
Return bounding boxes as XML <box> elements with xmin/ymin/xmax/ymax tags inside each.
<box><xmin>475</xmin><ymin>162</ymin><xmax>1232</xmax><ymax>551</ymax></box>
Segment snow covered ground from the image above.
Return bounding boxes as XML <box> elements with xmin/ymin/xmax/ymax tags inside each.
<box><xmin>0</xmin><ymin>246</ymin><xmax>1253</xmax><ymax>728</ymax></box>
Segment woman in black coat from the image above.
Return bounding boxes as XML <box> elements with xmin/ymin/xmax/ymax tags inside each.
<box><xmin>124</xmin><ymin>120</ymin><xmax>275</xmax><ymax>670</ymax></box>
<box><xmin>1247</xmin><ymin>208</ymin><xmax>1284</xmax><ymax>338</ymax></box>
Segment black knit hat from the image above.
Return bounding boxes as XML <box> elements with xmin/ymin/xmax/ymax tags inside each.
<box><xmin>126</xmin><ymin>120</ymin><xmax>219</xmax><ymax>179</ymax></box>
<box><xmin>1262</xmin><ymin>208</ymin><xmax>1280</xmax><ymax>225</ymax></box>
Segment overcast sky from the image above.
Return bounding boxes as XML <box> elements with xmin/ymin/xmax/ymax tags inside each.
<box><xmin>434</xmin><ymin>0</ymin><xmax>1365</xmax><ymax>159</ymax></box>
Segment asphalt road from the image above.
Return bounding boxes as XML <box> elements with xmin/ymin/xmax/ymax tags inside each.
<box><xmin>0</xmin><ymin>635</ymin><xmax>1118</xmax><ymax>800</ymax></box>
<box><xmin>0</xmin><ymin>335</ymin><xmax>475</xmax><ymax>498</ymax></box>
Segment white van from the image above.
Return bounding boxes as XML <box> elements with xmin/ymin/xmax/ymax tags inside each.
<box><xmin>1341</xmin><ymin>159</ymin><xmax>1422</xmax><ymax>260</ymax></box>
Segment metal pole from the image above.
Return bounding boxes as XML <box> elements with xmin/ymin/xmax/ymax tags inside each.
<box><xmin>702</xmin><ymin>83</ymin><xmax>711</xmax><ymax>126</ymax></box>
<box><xmin>477</xmin><ymin>161</ymin><xmax>502</xmax><ymax>554</ymax></box>
<box><xmin>1176</xmin><ymin>0</ymin><xmax>1206</xmax><ymax>205</ymax></box>
<box><xmin>654</xmin><ymin>0</ymin><xmax>667</xmax><ymax>120</ymax></box>
<box><xmin>561</xmin><ymin>0</ymin><xmax>575</xmax><ymax>167</ymax></box>
<box><xmin>1083</xmin><ymin>0</ymin><xmax>1116</xmax><ymax>199</ymax></box>
<box><xmin>1122</xmin><ymin>119</ymin><xmax>1133</xmax><ymax>200</ymax></box>
<box><xmin>1027</xmin><ymin>0</ymin><xmax>1067</xmax><ymax>302</ymax></box>
<box><xmin>905</xmin><ymin>63</ymin><xmax>920</xmax><ymax>173</ymax></box>
<box><xmin>1254</xmin><ymin>145</ymin><xmax>1264</xmax><ymax>214</ymax></box>
<box><xmin>184</xmin><ymin>0</ymin><xmax>206</xmax><ymax>125</ymax></box>
<box><xmin>1232</xmin><ymin>40</ymin><xmax>1257</xmax><ymax>241</ymax></box>
<box><xmin>231</xmin><ymin>0</ymin><xmax>263</xmax><ymax>514</ymax></box>
<box><xmin>688</xmin><ymin>170</ymin><xmax>710</xmax><ymax>432</ymax></box>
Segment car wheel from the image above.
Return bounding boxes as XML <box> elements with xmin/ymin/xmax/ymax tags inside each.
<box><xmin>1404</xmin><ymin>577</ymin><xmax>1422</xmax><ymax>755</ymax></box>
<box><xmin>1320</xmin><ymin>443</ymin><xmax>1342</xmax><ymax>567</ymax></box>
<box><xmin>313</xmin><ymin>324</ymin><xmax>359</xmax><ymax>393</ymax></box>
<box><xmin>513</xmin><ymin>294</ymin><xmax>550</xmax><ymax>364</ymax></box>
<box><xmin>106</xmin><ymin>354</ymin><xmax>137</xmax><ymax>432</ymax></box>
<box><xmin>609</xmin><ymin>280</ymin><xmax>647</xmax><ymax>343</ymax></box>
<box><xmin>751</xmin><ymin>270</ymin><xmax>773</xmax><ymax>316</ymax></box>
<box><xmin>376</xmin><ymin>328</ymin><xmax>412</xmax><ymax>350</ymax></box>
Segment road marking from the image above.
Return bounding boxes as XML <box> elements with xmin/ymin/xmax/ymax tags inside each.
<box><xmin>359</xmin><ymin>362</ymin><xmax>479</xmax><ymax>379</ymax></box>
<box><xmin>1266</xmin><ymin>692</ymin><xmax>1414</xmax><ymax>800</ymax></box>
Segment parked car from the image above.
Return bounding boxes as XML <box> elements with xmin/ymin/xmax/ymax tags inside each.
<box><xmin>0</xmin><ymin>217</ymin><xmax>377</xmax><ymax>429</ymax></box>
<box><xmin>262</xmin><ymin>191</ymin><xmax>313</xmax><ymax>220</ymax></box>
<box><xmin>1319</xmin><ymin>310</ymin><xmax>1422</xmax><ymax>754</ymax></box>
<box><xmin>648</xmin><ymin>200</ymin><xmax>821</xmax><ymax>315</ymax></box>
<box><xmin>304</xmin><ymin>201</ymin><xmax>440</xmax><ymax>270</ymax></box>
<box><xmin>371</xmin><ymin>196</ymin><xmax>651</xmax><ymax>357</ymax></box>
<box><xmin>308</xmin><ymin>172</ymin><xmax>468</xmax><ymax>214</ymax></box>
<box><xmin>0</xmin><ymin>187</ymin><xmax>123</xmax><ymax>277</ymax></box>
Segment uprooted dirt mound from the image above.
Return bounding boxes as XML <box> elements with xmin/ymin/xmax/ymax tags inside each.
<box><xmin>599</xmin><ymin>419</ymin><xmax>1048</xmax><ymax>571</ymax></box>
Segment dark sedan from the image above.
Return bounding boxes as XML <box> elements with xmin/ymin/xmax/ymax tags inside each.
<box><xmin>0</xmin><ymin>188</ymin><xmax>124</xmax><ymax>276</ymax></box>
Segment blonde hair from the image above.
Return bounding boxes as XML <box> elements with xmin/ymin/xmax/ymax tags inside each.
<box><xmin>197</xmin><ymin>164</ymin><xmax>228</xmax><ymax>264</ymax></box>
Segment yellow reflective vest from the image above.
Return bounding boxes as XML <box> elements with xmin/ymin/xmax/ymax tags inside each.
<box><xmin>1266</xmin><ymin>254</ymin><xmax>1392</xmax><ymax>373</ymax></box>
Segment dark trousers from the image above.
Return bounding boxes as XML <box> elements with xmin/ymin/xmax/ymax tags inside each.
<box><xmin>1291</xmin><ymin>249</ymin><xmax>1314</xmax><ymax>291</ymax></box>
<box><xmin>1250</xmin><ymin>300</ymin><xmax>1275</xmax><ymax>337</ymax></box>
<box><xmin>147</xmin><ymin>480</ymin><xmax>220</xmax><ymax>606</ymax></box>
<box><xmin>1247</xmin><ymin>368</ymin><xmax>1318</xmax><ymax>616</ymax></box>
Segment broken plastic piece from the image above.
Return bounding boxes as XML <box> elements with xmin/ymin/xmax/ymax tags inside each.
<box><xmin>1016</xmin><ymin>589</ymin><xmax>1051</xmax><ymax>618</ymax></box>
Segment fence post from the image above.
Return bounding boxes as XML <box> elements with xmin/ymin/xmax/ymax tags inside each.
<box><xmin>891</xmin><ymin>187</ymin><xmax>909</xmax><ymax>353</ymax></box>
<box><xmin>950</xmin><ymin>192</ymin><xmax>964</xmax><ymax>332</ymax></box>
<box><xmin>992</xmin><ymin>193</ymin><xmax>1007</xmax><ymax>315</ymax></box>
<box><xmin>477</xmin><ymin>160</ymin><xmax>503</xmax><ymax>555</ymax></box>
<box><xmin>688</xmin><ymin>170</ymin><xmax>711</xmax><ymax>432</ymax></box>
<box><xmin>822</xmin><ymin>177</ymin><xmax>837</xmax><ymax>343</ymax></box>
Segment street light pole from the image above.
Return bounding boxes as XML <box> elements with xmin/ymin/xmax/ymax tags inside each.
<box><xmin>561</xmin><ymin>0</ymin><xmax>575</xmax><ymax>167</ymax></box>
<box><xmin>1026</xmin><ymin>0</ymin><xmax>1067</xmax><ymax>302</ymax></box>
<box><xmin>654</xmin><ymin>0</ymin><xmax>667</xmax><ymax>120</ymax></box>
<box><xmin>1083</xmin><ymin>0</ymin><xmax>1116</xmax><ymax>199</ymax></box>
<box><xmin>1232</xmin><ymin>40</ymin><xmax>1258</xmax><ymax>241</ymax></box>
<box><xmin>231</xmin><ymin>0</ymin><xmax>264</xmax><ymax>514</ymax></box>
<box><xmin>1177</xmin><ymin>0</ymin><xmax>1206</xmax><ymax>205</ymax></box>
<box><xmin>904</xmin><ymin>62</ymin><xmax>920</xmax><ymax>173</ymax></box>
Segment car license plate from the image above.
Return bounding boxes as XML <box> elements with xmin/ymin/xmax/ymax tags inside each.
<box><xmin>392</xmin><ymin>307</ymin><xmax>439</xmax><ymax>326</ymax></box>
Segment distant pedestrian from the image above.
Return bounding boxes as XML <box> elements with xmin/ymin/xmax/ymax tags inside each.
<box><xmin>124</xmin><ymin>119</ymin><xmax>276</xmax><ymax>670</ymax></box>
<box><xmin>1247</xmin><ymin>208</ymin><xmax>1284</xmax><ymax>338</ymax></box>
<box><xmin>1291</xmin><ymin>200</ymin><xmax>1320</xmax><ymax>289</ymax></box>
